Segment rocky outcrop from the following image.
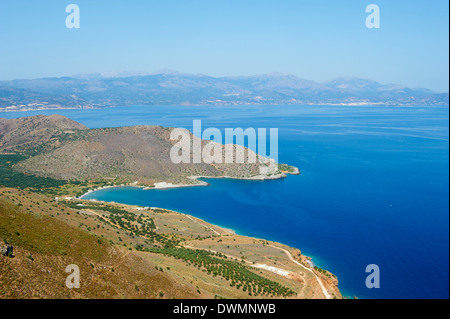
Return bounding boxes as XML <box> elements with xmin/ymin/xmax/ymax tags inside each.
<box><xmin>0</xmin><ymin>242</ymin><xmax>13</xmax><ymax>257</ymax></box>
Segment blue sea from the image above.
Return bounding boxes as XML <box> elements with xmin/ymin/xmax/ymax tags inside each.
<box><xmin>2</xmin><ymin>105</ymin><xmax>448</xmax><ymax>299</ymax></box>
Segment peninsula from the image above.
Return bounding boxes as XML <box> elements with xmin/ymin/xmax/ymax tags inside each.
<box><xmin>0</xmin><ymin>114</ymin><xmax>341</xmax><ymax>299</ymax></box>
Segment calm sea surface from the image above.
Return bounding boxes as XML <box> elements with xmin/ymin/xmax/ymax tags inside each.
<box><xmin>2</xmin><ymin>105</ymin><xmax>448</xmax><ymax>299</ymax></box>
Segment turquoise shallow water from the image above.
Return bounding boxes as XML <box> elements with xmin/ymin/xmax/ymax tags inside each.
<box><xmin>2</xmin><ymin>105</ymin><xmax>449</xmax><ymax>299</ymax></box>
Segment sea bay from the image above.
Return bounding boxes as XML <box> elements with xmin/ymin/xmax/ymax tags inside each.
<box><xmin>2</xmin><ymin>104</ymin><xmax>448</xmax><ymax>299</ymax></box>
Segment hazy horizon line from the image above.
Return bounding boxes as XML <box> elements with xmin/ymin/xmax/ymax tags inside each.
<box><xmin>1</xmin><ymin>70</ymin><xmax>448</xmax><ymax>94</ymax></box>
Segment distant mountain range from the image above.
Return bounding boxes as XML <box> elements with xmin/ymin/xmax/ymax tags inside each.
<box><xmin>0</xmin><ymin>71</ymin><xmax>448</xmax><ymax>110</ymax></box>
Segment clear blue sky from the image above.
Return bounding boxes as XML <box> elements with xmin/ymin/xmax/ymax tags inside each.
<box><xmin>0</xmin><ymin>0</ymin><xmax>448</xmax><ymax>92</ymax></box>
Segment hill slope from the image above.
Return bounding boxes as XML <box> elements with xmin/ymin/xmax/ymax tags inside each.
<box><xmin>0</xmin><ymin>188</ymin><xmax>341</xmax><ymax>299</ymax></box>
<box><xmin>1</xmin><ymin>115</ymin><xmax>297</xmax><ymax>186</ymax></box>
<box><xmin>0</xmin><ymin>114</ymin><xmax>87</xmax><ymax>154</ymax></box>
<box><xmin>0</xmin><ymin>189</ymin><xmax>199</xmax><ymax>299</ymax></box>
<box><xmin>0</xmin><ymin>86</ymin><xmax>90</xmax><ymax>110</ymax></box>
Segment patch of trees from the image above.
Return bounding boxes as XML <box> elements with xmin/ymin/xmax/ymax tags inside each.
<box><xmin>314</xmin><ymin>266</ymin><xmax>335</xmax><ymax>278</ymax></box>
<box><xmin>0</xmin><ymin>154</ymin><xmax>67</xmax><ymax>191</ymax></box>
<box><xmin>140</xmin><ymin>246</ymin><xmax>297</xmax><ymax>298</ymax></box>
<box><xmin>62</xmin><ymin>201</ymin><xmax>176</xmax><ymax>246</ymax></box>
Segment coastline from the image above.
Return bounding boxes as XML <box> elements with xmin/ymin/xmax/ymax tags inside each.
<box><xmin>78</xmin><ymin>167</ymin><xmax>300</xmax><ymax>199</ymax></box>
<box><xmin>71</xmin><ymin>168</ymin><xmax>344</xmax><ymax>298</ymax></box>
<box><xmin>69</xmin><ymin>192</ymin><xmax>340</xmax><ymax>299</ymax></box>
<box><xmin>2</xmin><ymin>103</ymin><xmax>447</xmax><ymax>114</ymax></box>
<box><xmin>78</xmin><ymin>181</ymin><xmax>208</xmax><ymax>199</ymax></box>
<box><xmin>76</xmin><ymin>180</ymin><xmax>339</xmax><ymax>291</ymax></box>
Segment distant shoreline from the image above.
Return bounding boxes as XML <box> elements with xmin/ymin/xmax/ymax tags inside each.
<box><xmin>2</xmin><ymin>104</ymin><xmax>450</xmax><ymax>114</ymax></box>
